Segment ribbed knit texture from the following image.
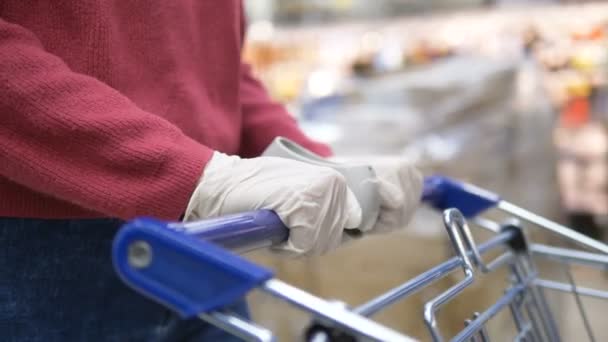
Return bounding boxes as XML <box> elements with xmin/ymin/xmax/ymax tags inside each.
<box><xmin>0</xmin><ymin>1</ymin><xmax>331</xmax><ymax>220</ymax></box>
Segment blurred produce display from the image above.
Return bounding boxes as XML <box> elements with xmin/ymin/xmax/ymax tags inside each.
<box><xmin>244</xmin><ymin>4</ymin><xmax>608</xmax><ymax>112</ymax></box>
<box><xmin>243</xmin><ymin>2</ymin><xmax>608</xmax><ymax>221</ymax></box>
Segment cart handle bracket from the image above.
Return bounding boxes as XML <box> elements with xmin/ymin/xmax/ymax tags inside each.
<box><xmin>112</xmin><ymin>216</ymin><xmax>274</xmax><ymax>318</ymax></box>
<box><xmin>422</xmin><ymin>175</ymin><xmax>501</xmax><ymax>218</ymax></box>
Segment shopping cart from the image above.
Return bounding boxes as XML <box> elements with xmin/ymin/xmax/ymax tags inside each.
<box><xmin>112</xmin><ymin>175</ymin><xmax>608</xmax><ymax>341</ymax></box>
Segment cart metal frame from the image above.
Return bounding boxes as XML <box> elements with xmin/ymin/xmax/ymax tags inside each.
<box><xmin>113</xmin><ymin>176</ymin><xmax>608</xmax><ymax>341</ymax></box>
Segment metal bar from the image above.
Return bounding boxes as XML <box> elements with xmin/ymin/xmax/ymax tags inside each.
<box><xmin>356</xmin><ymin>257</ymin><xmax>462</xmax><ymax>317</ymax></box>
<box><xmin>355</xmin><ymin>230</ymin><xmax>516</xmax><ymax>317</ymax></box>
<box><xmin>260</xmin><ymin>279</ymin><xmax>416</xmax><ymax>342</ymax></box>
<box><xmin>478</xmin><ymin>229</ymin><xmax>517</xmax><ymax>254</ymax></box>
<box><xmin>473</xmin><ymin>312</ymin><xmax>490</xmax><ymax>342</ymax></box>
<box><xmin>509</xmin><ymin>300</ymin><xmax>525</xmax><ymax>336</ymax></box>
<box><xmin>472</xmin><ymin>217</ymin><xmax>501</xmax><ymax>233</ymax></box>
<box><xmin>443</xmin><ymin>209</ymin><xmax>476</xmax><ymax>272</ymax></box>
<box><xmin>498</xmin><ymin>201</ymin><xmax>608</xmax><ymax>254</ymax></box>
<box><xmin>530</xmin><ymin>244</ymin><xmax>608</xmax><ymax>269</ymax></box>
<box><xmin>463</xmin><ymin>319</ymin><xmax>478</xmax><ymax>342</ymax></box>
<box><xmin>509</xmin><ymin>262</ymin><xmax>542</xmax><ymax>342</ymax></box>
<box><xmin>524</xmin><ymin>300</ymin><xmax>544</xmax><ymax>342</ymax></box>
<box><xmin>531</xmin><ymin>286</ymin><xmax>561</xmax><ymax>342</ymax></box>
<box><xmin>518</xmin><ymin>256</ymin><xmax>562</xmax><ymax>342</ymax></box>
<box><xmin>484</xmin><ymin>252</ymin><xmax>514</xmax><ymax>272</ymax></box>
<box><xmin>425</xmin><ymin>268</ymin><xmax>475</xmax><ymax>342</ymax></box>
<box><xmin>510</xmin><ymin>301</ymin><xmax>533</xmax><ymax>342</ymax></box>
<box><xmin>199</xmin><ymin>311</ymin><xmax>275</xmax><ymax>342</ymax></box>
<box><xmin>534</xmin><ymin>279</ymin><xmax>608</xmax><ymax>299</ymax></box>
<box><xmin>560</xmin><ymin>263</ymin><xmax>596</xmax><ymax>342</ymax></box>
<box><xmin>452</xmin><ymin>284</ymin><xmax>525</xmax><ymax>342</ymax></box>
<box><xmin>478</xmin><ymin>325</ymin><xmax>490</xmax><ymax>342</ymax></box>
<box><xmin>445</xmin><ymin>210</ymin><xmax>487</xmax><ymax>272</ymax></box>
<box><xmin>513</xmin><ymin>323</ymin><xmax>533</xmax><ymax>342</ymax></box>
<box><xmin>425</xmin><ymin>209</ymin><xmax>480</xmax><ymax>342</ymax></box>
<box><xmin>522</xmin><ymin>301</ymin><xmax>542</xmax><ymax>342</ymax></box>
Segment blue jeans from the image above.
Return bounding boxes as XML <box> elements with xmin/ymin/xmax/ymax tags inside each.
<box><xmin>0</xmin><ymin>218</ymin><xmax>247</xmax><ymax>341</ymax></box>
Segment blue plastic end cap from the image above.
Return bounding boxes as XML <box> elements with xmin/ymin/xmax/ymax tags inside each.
<box><xmin>112</xmin><ymin>218</ymin><xmax>274</xmax><ymax>318</ymax></box>
<box><xmin>422</xmin><ymin>175</ymin><xmax>501</xmax><ymax>218</ymax></box>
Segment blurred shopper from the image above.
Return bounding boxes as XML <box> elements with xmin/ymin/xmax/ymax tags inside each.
<box><xmin>554</xmin><ymin>80</ymin><xmax>608</xmax><ymax>241</ymax></box>
<box><xmin>0</xmin><ymin>1</ymin><xmax>422</xmax><ymax>341</ymax></box>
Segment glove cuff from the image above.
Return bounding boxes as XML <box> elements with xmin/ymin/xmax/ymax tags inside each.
<box><xmin>183</xmin><ymin>152</ymin><xmax>241</xmax><ymax>220</ymax></box>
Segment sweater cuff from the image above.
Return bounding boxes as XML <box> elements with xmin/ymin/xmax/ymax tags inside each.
<box><xmin>143</xmin><ymin>134</ymin><xmax>214</xmax><ymax>220</ymax></box>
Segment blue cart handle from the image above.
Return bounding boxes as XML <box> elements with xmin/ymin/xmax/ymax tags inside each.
<box><xmin>175</xmin><ymin>175</ymin><xmax>499</xmax><ymax>252</ymax></box>
<box><xmin>172</xmin><ymin>210</ymin><xmax>289</xmax><ymax>253</ymax></box>
<box><xmin>168</xmin><ymin>175</ymin><xmax>500</xmax><ymax>252</ymax></box>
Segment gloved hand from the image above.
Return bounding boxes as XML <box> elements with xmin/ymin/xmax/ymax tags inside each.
<box><xmin>366</xmin><ymin>158</ymin><xmax>423</xmax><ymax>234</ymax></box>
<box><xmin>184</xmin><ymin>152</ymin><xmax>362</xmax><ymax>256</ymax></box>
<box><xmin>331</xmin><ymin>156</ymin><xmax>423</xmax><ymax>235</ymax></box>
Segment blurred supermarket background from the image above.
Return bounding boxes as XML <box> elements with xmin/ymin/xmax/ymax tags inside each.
<box><xmin>242</xmin><ymin>1</ymin><xmax>608</xmax><ymax>340</ymax></box>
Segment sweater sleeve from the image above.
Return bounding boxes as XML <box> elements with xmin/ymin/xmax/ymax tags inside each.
<box><xmin>0</xmin><ymin>19</ymin><xmax>213</xmax><ymax>220</ymax></box>
<box><xmin>238</xmin><ymin>62</ymin><xmax>333</xmax><ymax>158</ymax></box>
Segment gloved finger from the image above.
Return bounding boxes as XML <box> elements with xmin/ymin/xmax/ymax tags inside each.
<box><xmin>344</xmin><ymin>186</ymin><xmax>363</xmax><ymax>229</ymax></box>
<box><xmin>271</xmin><ymin>240</ymin><xmax>306</xmax><ymax>257</ymax></box>
<box><xmin>315</xmin><ymin>178</ymin><xmax>358</xmax><ymax>254</ymax></box>
<box><xmin>370</xmin><ymin>210</ymin><xmax>400</xmax><ymax>234</ymax></box>
<box><xmin>371</xmin><ymin>205</ymin><xmax>416</xmax><ymax>234</ymax></box>
<box><xmin>377</xmin><ymin>177</ymin><xmax>405</xmax><ymax>210</ymax></box>
<box><xmin>270</xmin><ymin>195</ymin><xmax>318</xmax><ymax>256</ymax></box>
<box><xmin>275</xmin><ymin>169</ymin><xmax>356</xmax><ymax>256</ymax></box>
<box><xmin>370</xmin><ymin>162</ymin><xmax>423</xmax><ymax>234</ymax></box>
<box><xmin>378</xmin><ymin>162</ymin><xmax>423</xmax><ymax>210</ymax></box>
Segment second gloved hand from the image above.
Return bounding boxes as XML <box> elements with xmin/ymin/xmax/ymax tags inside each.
<box><xmin>330</xmin><ymin>156</ymin><xmax>423</xmax><ymax>235</ymax></box>
<box><xmin>368</xmin><ymin>158</ymin><xmax>423</xmax><ymax>234</ymax></box>
<box><xmin>184</xmin><ymin>152</ymin><xmax>362</xmax><ymax>256</ymax></box>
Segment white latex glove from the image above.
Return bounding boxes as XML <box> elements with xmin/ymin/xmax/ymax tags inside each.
<box><xmin>184</xmin><ymin>152</ymin><xmax>362</xmax><ymax>256</ymax></box>
<box><xmin>368</xmin><ymin>158</ymin><xmax>423</xmax><ymax>234</ymax></box>
<box><xmin>331</xmin><ymin>156</ymin><xmax>423</xmax><ymax>234</ymax></box>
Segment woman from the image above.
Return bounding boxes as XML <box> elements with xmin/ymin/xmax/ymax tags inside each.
<box><xmin>0</xmin><ymin>1</ymin><xmax>421</xmax><ymax>340</ymax></box>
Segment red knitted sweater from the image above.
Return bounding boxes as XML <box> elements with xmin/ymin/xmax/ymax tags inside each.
<box><xmin>0</xmin><ymin>1</ymin><xmax>330</xmax><ymax>220</ymax></box>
